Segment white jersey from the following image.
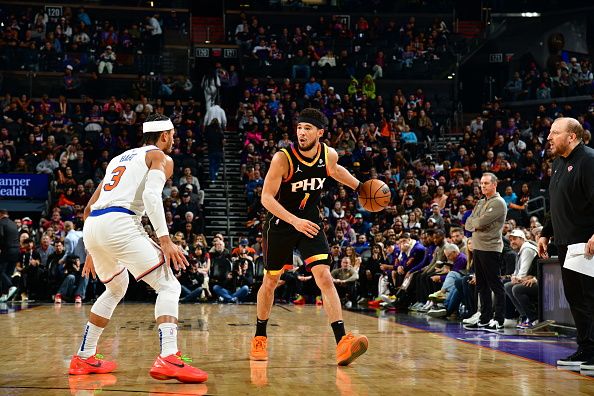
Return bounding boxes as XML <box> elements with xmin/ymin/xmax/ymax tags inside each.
<box><xmin>92</xmin><ymin>145</ymin><xmax>161</xmax><ymax>215</ymax></box>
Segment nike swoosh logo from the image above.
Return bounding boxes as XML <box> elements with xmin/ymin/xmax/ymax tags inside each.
<box><xmin>167</xmin><ymin>360</ymin><xmax>185</xmax><ymax>368</ymax></box>
<box><xmin>85</xmin><ymin>361</ymin><xmax>102</xmax><ymax>368</ymax></box>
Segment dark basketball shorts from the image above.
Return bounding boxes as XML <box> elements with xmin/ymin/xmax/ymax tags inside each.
<box><xmin>262</xmin><ymin>215</ymin><xmax>330</xmax><ymax>274</ymax></box>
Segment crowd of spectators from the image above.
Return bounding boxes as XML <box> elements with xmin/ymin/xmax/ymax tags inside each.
<box><xmin>0</xmin><ymin>87</ymin><xmax>215</xmax><ymax>303</ymax></box>
<box><xmin>2</xmin><ymin>74</ymin><xmax>594</xmax><ymax>330</ymax></box>
<box><xmin>0</xmin><ymin>6</ymin><xmax>183</xmax><ymax>74</ymax></box>
<box><xmin>504</xmin><ymin>57</ymin><xmax>593</xmax><ymax>101</ymax></box>
<box><xmin>234</xmin><ymin>63</ymin><xmax>594</xmax><ymax>328</ymax></box>
<box><xmin>233</xmin><ymin>13</ymin><xmax>451</xmax><ymax>79</ymax></box>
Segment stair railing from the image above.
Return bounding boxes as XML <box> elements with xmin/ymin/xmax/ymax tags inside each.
<box><xmin>222</xmin><ymin>132</ymin><xmax>231</xmax><ymax>241</ymax></box>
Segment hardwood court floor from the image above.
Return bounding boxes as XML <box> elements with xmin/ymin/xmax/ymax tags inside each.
<box><xmin>1</xmin><ymin>302</ymin><xmax>594</xmax><ymax>395</ymax></box>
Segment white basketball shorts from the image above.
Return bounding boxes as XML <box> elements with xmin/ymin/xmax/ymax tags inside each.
<box><xmin>83</xmin><ymin>212</ymin><xmax>165</xmax><ymax>283</ymax></box>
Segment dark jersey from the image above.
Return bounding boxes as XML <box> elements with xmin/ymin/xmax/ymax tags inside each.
<box><xmin>275</xmin><ymin>143</ymin><xmax>329</xmax><ymax>223</ymax></box>
<box><xmin>542</xmin><ymin>143</ymin><xmax>594</xmax><ymax>245</ymax></box>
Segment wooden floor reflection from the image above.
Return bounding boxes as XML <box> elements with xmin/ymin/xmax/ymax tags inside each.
<box><xmin>1</xmin><ymin>302</ymin><xmax>593</xmax><ymax>395</ymax></box>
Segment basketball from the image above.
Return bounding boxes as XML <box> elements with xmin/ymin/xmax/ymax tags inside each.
<box><xmin>358</xmin><ymin>179</ymin><xmax>391</xmax><ymax>212</ymax></box>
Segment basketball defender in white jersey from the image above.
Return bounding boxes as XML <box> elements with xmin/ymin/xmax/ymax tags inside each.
<box><xmin>68</xmin><ymin>115</ymin><xmax>208</xmax><ymax>383</ymax></box>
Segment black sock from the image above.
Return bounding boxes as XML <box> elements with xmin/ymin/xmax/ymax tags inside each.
<box><xmin>255</xmin><ymin>318</ymin><xmax>268</xmax><ymax>337</ymax></box>
<box><xmin>331</xmin><ymin>320</ymin><xmax>346</xmax><ymax>344</ymax></box>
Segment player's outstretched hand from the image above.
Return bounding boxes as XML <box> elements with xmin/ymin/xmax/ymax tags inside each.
<box><xmin>81</xmin><ymin>254</ymin><xmax>97</xmax><ymax>280</ymax></box>
<box><xmin>293</xmin><ymin>218</ymin><xmax>320</xmax><ymax>238</ymax></box>
<box><xmin>159</xmin><ymin>236</ymin><xmax>189</xmax><ymax>271</ymax></box>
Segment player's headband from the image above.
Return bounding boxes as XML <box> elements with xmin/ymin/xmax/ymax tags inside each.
<box><xmin>143</xmin><ymin>119</ymin><xmax>174</xmax><ymax>133</ymax></box>
<box><xmin>297</xmin><ymin>116</ymin><xmax>326</xmax><ymax>129</ymax></box>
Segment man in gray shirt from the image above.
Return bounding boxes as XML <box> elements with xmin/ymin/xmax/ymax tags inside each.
<box><xmin>463</xmin><ymin>173</ymin><xmax>507</xmax><ymax>332</ymax></box>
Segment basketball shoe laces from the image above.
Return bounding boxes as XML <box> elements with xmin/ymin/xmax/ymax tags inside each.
<box><xmin>175</xmin><ymin>353</ymin><xmax>194</xmax><ymax>364</ymax></box>
<box><xmin>84</xmin><ymin>352</ymin><xmax>106</xmax><ymax>364</ymax></box>
<box><xmin>253</xmin><ymin>338</ymin><xmax>266</xmax><ymax>352</ymax></box>
<box><xmin>341</xmin><ymin>333</ymin><xmax>355</xmax><ymax>343</ymax></box>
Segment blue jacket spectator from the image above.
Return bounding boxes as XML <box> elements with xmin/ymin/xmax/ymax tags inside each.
<box><xmin>401</xmin><ymin>130</ymin><xmax>418</xmax><ymax>144</ymax></box>
<box><xmin>352</xmin><ymin>234</ymin><xmax>371</xmax><ymax>255</ymax></box>
<box><xmin>304</xmin><ymin>77</ymin><xmax>322</xmax><ymax>98</ymax></box>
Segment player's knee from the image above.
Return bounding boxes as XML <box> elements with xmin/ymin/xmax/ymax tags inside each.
<box><xmin>262</xmin><ymin>274</ymin><xmax>280</xmax><ymax>293</ymax></box>
<box><xmin>153</xmin><ymin>275</ymin><xmax>181</xmax><ymax>297</ymax></box>
<box><xmin>107</xmin><ymin>270</ymin><xmax>129</xmax><ymax>300</ymax></box>
<box><xmin>165</xmin><ymin>278</ymin><xmax>182</xmax><ymax>299</ymax></box>
<box><xmin>314</xmin><ymin>270</ymin><xmax>334</xmax><ymax>291</ymax></box>
<box><xmin>90</xmin><ymin>270</ymin><xmax>128</xmax><ymax>319</ymax></box>
<box><xmin>154</xmin><ymin>277</ymin><xmax>181</xmax><ymax>319</ymax></box>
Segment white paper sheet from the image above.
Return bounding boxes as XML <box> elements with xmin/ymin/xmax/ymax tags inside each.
<box><xmin>563</xmin><ymin>243</ymin><xmax>594</xmax><ymax>277</ymax></box>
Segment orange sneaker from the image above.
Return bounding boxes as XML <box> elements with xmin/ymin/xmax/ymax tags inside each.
<box><xmin>249</xmin><ymin>336</ymin><xmax>268</xmax><ymax>361</ymax></box>
<box><xmin>68</xmin><ymin>374</ymin><xmax>117</xmax><ymax>394</ymax></box>
<box><xmin>336</xmin><ymin>333</ymin><xmax>368</xmax><ymax>366</ymax></box>
<box><xmin>149</xmin><ymin>352</ymin><xmax>208</xmax><ymax>383</ymax></box>
<box><xmin>69</xmin><ymin>353</ymin><xmax>117</xmax><ymax>375</ymax></box>
<box><xmin>293</xmin><ymin>295</ymin><xmax>305</xmax><ymax>305</ymax></box>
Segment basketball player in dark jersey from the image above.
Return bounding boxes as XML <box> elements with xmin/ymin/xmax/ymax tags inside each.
<box><xmin>249</xmin><ymin>108</ymin><xmax>368</xmax><ymax>366</ymax></box>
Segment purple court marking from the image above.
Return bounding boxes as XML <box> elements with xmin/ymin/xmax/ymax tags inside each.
<box><xmin>358</xmin><ymin>310</ymin><xmax>579</xmax><ymax>367</ymax></box>
<box><xmin>0</xmin><ymin>302</ymin><xmax>40</xmax><ymax>315</ymax></box>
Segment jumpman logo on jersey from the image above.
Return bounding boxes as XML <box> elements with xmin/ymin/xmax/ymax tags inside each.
<box><xmin>295</xmin><ymin>165</ymin><xmax>303</xmax><ymax>173</ymax></box>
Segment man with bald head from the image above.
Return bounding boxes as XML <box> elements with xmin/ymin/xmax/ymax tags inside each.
<box><xmin>538</xmin><ymin>117</ymin><xmax>594</xmax><ymax>370</ymax></box>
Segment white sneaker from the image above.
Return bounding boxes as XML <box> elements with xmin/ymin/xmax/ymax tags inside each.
<box><xmin>426</xmin><ymin>308</ymin><xmax>447</xmax><ymax>318</ymax></box>
<box><xmin>503</xmin><ymin>318</ymin><xmax>518</xmax><ymax>328</ymax></box>
<box><xmin>380</xmin><ymin>295</ymin><xmax>396</xmax><ymax>303</ymax></box>
<box><xmin>345</xmin><ymin>301</ymin><xmax>353</xmax><ymax>309</ymax></box>
<box><xmin>6</xmin><ymin>286</ymin><xmax>17</xmax><ymax>301</ymax></box>
<box><xmin>418</xmin><ymin>301</ymin><xmax>433</xmax><ymax>312</ymax></box>
<box><xmin>463</xmin><ymin>312</ymin><xmax>481</xmax><ymax>324</ymax></box>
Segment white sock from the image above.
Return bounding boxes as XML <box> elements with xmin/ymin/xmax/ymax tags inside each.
<box><xmin>77</xmin><ymin>322</ymin><xmax>104</xmax><ymax>358</ymax></box>
<box><xmin>158</xmin><ymin>323</ymin><xmax>178</xmax><ymax>357</ymax></box>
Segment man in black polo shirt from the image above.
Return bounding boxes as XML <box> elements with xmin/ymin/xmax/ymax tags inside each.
<box><xmin>538</xmin><ymin>117</ymin><xmax>594</xmax><ymax>370</ymax></box>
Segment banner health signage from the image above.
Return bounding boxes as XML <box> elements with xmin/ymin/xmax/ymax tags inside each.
<box><xmin>0</xmin><ymin>174</ymin><xmax>49</xmax><ymax>200</ymax></box>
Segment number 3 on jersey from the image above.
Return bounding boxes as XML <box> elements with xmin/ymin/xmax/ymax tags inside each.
<box><xmin>103</xmin><ymin>166</ymin><xmax>126</xmax><ymax>191</ymax></box>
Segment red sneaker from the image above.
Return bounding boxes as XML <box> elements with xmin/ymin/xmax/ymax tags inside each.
<box><xmin>69</xmin><ymin>353</ymin><xmax>117</xmax><ymax>375</ymax></box>
<box><xmin>367</xmin><ymin>299</ymin><xmax>381</xmax><ymax>308</ymax></box>
<box><xmin>75</xmin><ymin>295</ymin><xmax>82</xmax><ymax>304</ymax></box>
<box><xmin>293</xmin><ymin>295</ymin><xmax>305</xmax><ymax>305</ymax></box>
<box><xmin>315</xmin><ymin>296</ymin><xmax>323</xmax><ymax>306</ymax></box>
<box><xmin>54</xmin><ymin>293</ymin><xmax>62</xmax><ymax>304</ymax></box>
<box><xmin>149</xmin><ymin>352</ymin><xmax>208</xmax><ymax>383</ymax></box>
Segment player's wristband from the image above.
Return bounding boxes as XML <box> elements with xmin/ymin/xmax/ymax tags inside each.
<box><xmin>355</xmin><ymin>182</ymin><xmax>363</xmax><ymax>193</ymax></box>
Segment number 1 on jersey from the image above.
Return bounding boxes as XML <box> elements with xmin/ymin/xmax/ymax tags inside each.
<box><xmin>103</xmin><ymin>166</ymin><xmax>126</xmax><ymax>191</ymax></box>
<box><xmin>299</xmin><ymin>193</ymin><xmax>310</xmax><ymax>210</ymax></box>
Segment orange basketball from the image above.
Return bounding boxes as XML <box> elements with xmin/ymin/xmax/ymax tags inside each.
<box><xmin>358</xmin><ymin>179</ymin><xmax>391</xmax><ymax>212</ymax></box>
